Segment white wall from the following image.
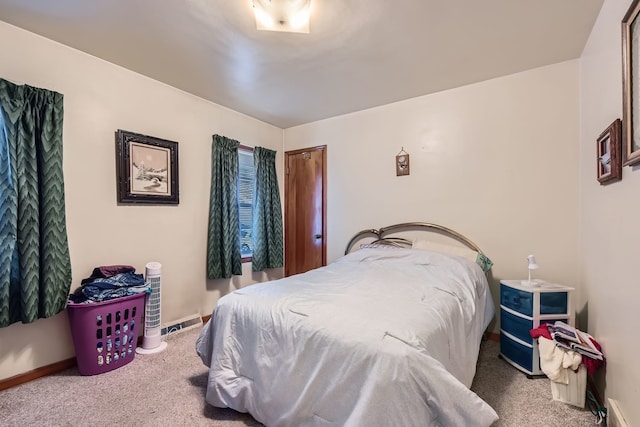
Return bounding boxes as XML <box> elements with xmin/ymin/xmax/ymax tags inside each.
<box><xmin>0</xmin><ymin>21</ymin><xmax>284</xmax><ymax>381</ymax></box>
<box><xmin>580</xmin><ymin>0</ymin><xmax>640</xmax><ymax>424</ymax></box>
<box><xmin>284</xmin><ymin>61</ymin><xmax>581</xmax><ymax>325</ymax></box>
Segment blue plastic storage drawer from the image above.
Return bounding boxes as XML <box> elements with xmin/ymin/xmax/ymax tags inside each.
<box><xmin>500</xmin><ymin>284</ymin><xmax>534</xmax><ymax>316</ymax></box>
<box><xmin>501</xmin><ymin>284</ymin><xmax>569</xmax><ymax>317</ymax></box>
<box><xmin>501</xmin><ymin>309</ymin><xmax>533</xmax><ymax>344</ymax></box>
<box><xmin>540</xmin><ymin>292</ymin><xmax>568</xmax><ymax>315</ymax></box>
<box><xmin>500</xmin><ymin>334</ymin><xmax>533</xmax><ymax>373</ymax></box>
<box><xmin>501</xmin><ymin>311</ymin><xmax>569</xmax><ymax>345</ymax></box>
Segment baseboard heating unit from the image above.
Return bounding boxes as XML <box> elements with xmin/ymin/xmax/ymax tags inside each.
<box><xmin>161</xmin><ymin>314</ymin><xmax>203</xmax><ymax>337</ymax></box>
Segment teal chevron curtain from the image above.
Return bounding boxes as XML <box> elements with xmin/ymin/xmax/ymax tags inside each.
<box><xmin>0</xmin><ymin>79</ymin><xmax>72</xmax><ymax>328</ymax></box>
<box><xmin>251</xmin><ymin>147</ymin><xmax>283</xmax><ymax>271</ymax></box>
<box><xmin>207</xmin><ymin>135</ymin><xmax>242</xmax><ymax>279</ymax></box>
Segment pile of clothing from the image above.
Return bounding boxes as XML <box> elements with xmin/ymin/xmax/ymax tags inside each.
<box><xmin>530</xmin><ymin>324</ymin><xmax>605</xmax><ymax>384</ymax></box>
<box><xmin>68</xmin><ymin>265</ymin><xmax>150</xmax><ymax>304</ymax></box>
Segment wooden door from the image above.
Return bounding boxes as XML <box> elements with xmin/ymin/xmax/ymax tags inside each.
<box><xmin>284</xmin><ymin>146</ymin><xmax>326</xmax><ymax>277</ymax></box>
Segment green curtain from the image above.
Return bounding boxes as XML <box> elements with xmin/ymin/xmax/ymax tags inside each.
<box><xmin>0</xmin><ymin>79</ymin><xmax>72</xmax><ymax>328</ymax></box>
<box><xmin>251</xmin><ymin>147</ymin><xmax>283</xmax><ymax>271</ymax></box>
<box><xmin>207</xmin><ymin>134</ymin><xmax>242</xmax><ymax>279</ymax></box>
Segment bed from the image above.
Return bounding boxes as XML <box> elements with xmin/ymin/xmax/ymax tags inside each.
<box><xmin>196</xmin><ymin>222</ymin><xmax>499</xmax><ymax>426</ymax></box>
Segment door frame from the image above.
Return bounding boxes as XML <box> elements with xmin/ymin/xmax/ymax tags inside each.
<box><xmin>284</xmin><ymin>145</ymin><xmax>327</xmax><ymax>274</ymax></box>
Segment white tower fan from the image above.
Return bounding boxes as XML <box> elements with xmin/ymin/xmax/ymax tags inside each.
<box><xmin>136</xmin><ymin>262</ymin><xmax>168</xmax><ymax>354</ymax></box>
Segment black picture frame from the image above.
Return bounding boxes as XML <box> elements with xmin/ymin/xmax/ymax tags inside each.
<box><xmin>116</xmin><ymin>129</ymin><xmax>179</xmax><ymax>204</ymax></box>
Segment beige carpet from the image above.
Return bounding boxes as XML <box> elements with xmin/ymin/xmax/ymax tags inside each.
<box><xmin>0</xmin><ymin>328</ymin><xmax>595</xmax><ymax>426</ymax></box>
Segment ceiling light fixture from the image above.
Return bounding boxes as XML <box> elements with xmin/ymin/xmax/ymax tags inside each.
<box><xmin>252</xmin><ymin>0</ymin><xmax>311</xmax><ymax>34</ymax></box>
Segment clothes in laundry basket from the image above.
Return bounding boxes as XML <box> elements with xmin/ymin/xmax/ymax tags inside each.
<box><xmin>69</xmin><ymin>267</ymin><xmax>149</xmax><ymax>304</ymax></box>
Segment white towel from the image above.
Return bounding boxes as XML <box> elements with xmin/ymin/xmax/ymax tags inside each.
<box><xmin>538</xmin><ymin>337</ymin><xmax>582</xmax><ymax>384</ymax></box>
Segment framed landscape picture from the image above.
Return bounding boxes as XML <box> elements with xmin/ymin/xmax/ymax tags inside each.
<box><xmin>116</xmin><ymin>129</ymin><xmax>179</xmax><ymax>204</ymax></box>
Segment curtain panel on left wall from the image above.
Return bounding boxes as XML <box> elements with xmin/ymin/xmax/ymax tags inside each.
<box><xmin>0</xmin><ymin>79</ymin><xmax>72</xmax><ymax>328</ymax></box>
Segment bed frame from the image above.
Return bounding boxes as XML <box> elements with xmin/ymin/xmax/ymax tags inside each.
<box><xmin>344</xmin><ymin>222</ymin><xmax>484</xmax><ymax>255</ymax></box>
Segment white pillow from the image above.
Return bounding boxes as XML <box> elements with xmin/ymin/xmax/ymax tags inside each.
<box><xmin>411</xmin><ymin>239</ymin><xmax>478</xmax><ymax>263</ymax></box>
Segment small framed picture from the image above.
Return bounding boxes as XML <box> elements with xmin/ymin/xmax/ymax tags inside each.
<box><xmin>396</xmin><ymin>153</ymin><xmax>410</xmax><ymax>176</ymax></box>
<box><xmin>116</xmin><ymin>129</ymin><xmax>179</xmax><ymax>204</ymax></box>
<box><xmin>596</xmin><ymin>119</ymin><xmax>622</xmax><ymax>185</ymax></box>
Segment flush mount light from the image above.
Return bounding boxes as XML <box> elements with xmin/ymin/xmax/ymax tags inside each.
<box><xmin>253</xmin><ymin>0</ymin><xmax>311</xmax><ymax>33</ymax></box>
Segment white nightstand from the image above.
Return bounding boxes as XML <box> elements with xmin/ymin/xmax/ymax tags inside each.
<box><xmin>499</xmin><ymin>279</ymin><xmax>575</xmax><ymax>377</ymax></box>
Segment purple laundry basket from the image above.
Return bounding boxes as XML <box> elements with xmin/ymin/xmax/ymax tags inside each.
<box><xmin>67</xmin><ymin>292</ymin><xmax>146</xmax><ymax>375</ymax></box>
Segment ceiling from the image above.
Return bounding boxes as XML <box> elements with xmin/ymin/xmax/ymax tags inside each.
<box><xmin>0</xmin><ymin>0</ymin><xmax>604</xmax><ymax>128</ymax></box>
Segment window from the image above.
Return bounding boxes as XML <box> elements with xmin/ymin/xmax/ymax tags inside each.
<box><xmin>238</xmin><ymin>147</ymin><xmax>254</xmax><ymax>260</ymax></box>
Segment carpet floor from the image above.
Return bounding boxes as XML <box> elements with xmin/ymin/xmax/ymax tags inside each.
<box><xmin>0</xmin><ymin>328</ymin><xmax>596</xmax><ymax>426</ymax></box>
